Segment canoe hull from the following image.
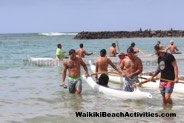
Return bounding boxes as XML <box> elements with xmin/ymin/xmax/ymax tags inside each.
<box><xmin>82</xmin><ymin>75</ymin><xmax>152</xmax><ymax>100</ymax></box>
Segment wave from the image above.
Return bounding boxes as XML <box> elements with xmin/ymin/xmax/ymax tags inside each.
<box><xmin>39</xmin><ymin>32</ymin><xmax>77</xmax><ymax>36</ymax></box>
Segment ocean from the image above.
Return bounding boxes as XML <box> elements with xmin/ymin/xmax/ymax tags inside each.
<box><xmin>0</xmin><ymin>32</ymin><xmax>184</xmax><ymax>123</ymax></box>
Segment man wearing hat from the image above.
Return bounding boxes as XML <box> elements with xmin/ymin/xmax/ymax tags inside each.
<box><xmin>119</xmin><ymin>47</ymin><xmax>143</xmax><ymax>92</ymax></box>
<box><xmin>137</xmin><ymin>45</ymin><xmax>178</xmax><ymax>105</ymax></box>
<box><xmin>118</xmin><ymin>52</ymin><xmax>126</xmax><ymax>64</ymax></box>
<box><xmin>165</xmin><ymin>40</ymin><xmax>180</xmax><ymax>54</ymax></box>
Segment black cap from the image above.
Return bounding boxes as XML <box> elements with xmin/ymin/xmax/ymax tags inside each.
<box><xmin>127</xmin><ymin>47</ymin><xmax>134</xmax><ymax>53</ymax></box>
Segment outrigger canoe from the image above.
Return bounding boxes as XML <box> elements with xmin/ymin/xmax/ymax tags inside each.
<box><xmin>82</xmin><ymin>75</ymin><xmax>152</xmax><ymax>100</ymax></box>
<box><xmin>28</xmin><ymin>57</ymin><xmax>120</xmax><ymax>66</ymax></box>
<box><xmin>89</xmin><ymin>61</ymin><xmax>184</xmax><ymax>94</ymax></box>
<box><xmin>139</xmin><ymin>75</ymin><xmax>184</xmax><ymax>94</ymax></box>
<box><xmin>28</xmin><ymin>53</ymin><xmax>184</xmax><ymax>66</ymax></box>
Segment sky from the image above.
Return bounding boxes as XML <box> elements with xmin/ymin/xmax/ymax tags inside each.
<box><xmin>0</xmin><ymin>0</ymin><xmax>184</xmax><ymax>33</ymax></box>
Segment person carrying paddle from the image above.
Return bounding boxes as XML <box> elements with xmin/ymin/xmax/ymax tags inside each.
<box><xmin>156</xmin><ymin>41</ymin><xmax>165</xmax><ymax>50</ymax></box>
<box><xmin>165</xmin><ymin>40</ymin><xmax>180</xmax><ymax>54</ymax></box>
<box><xmin>120</xmin><ymin>47</ymin><xmax>143</xmax><ymax>92</ymax></box>
<box><xmin>61</xmin><ymin>49</ymin><xmax>89</xmax><ymax>94</ymax></box>
<box><xmin>76</xmin><ymin>43</ymin><xmax>93</xmax><ymax>58</ymax></box>
<box><xmin>56</xmin><ymin>44</ymin><xmax>66</xmax><ymax>60</ymax></box>
<box><xmin>129</xmin><ymin>42</ymin><xmax>145</xmax><ymax>55</ymax></box>
<box><xmin>96</xmin><ymin>49</ymin><xmax>122</xmax><ymax>80</ymax></box>
<box><xmin>136</xmin><ymin>45</ymin><xmax>179</xmax><ymax>105</ymax></box>
<box><xmin>109</xmin><ymin>43</ymin><xmax>118</xmax><ymax>57</ymax></box>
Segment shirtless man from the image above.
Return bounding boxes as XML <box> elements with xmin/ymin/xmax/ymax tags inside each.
<box><xmin>76</xmin><ymin>43</ymin><xmax>93</xmax><ymax>58</ymax></box>
<box><xmin>109</xmin><ymin>43</ymin><xmax>118</xmax><ymax>57</ymax></box>
<box><xmin>96</xmin><ymin>49</ymin><xmax>122</xmax><ymax>79</ymax></box>
<box><xmin>120</xmin><ymin>47</ymin><xmax>143</xmax><ymax>92</ymax></box>
<box><xmin>165</xmin><ymin>40</ymin><xmax>179</xmax><ymax>54</ymax></box>
<box><xmin>62</xmin><ymin>49</ymin><xmax>89</xmax><ymax>94</ymax></box>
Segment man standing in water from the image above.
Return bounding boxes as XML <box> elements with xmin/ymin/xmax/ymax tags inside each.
<box><xmin>128</xmin><ymin>42</ymin><xmax>145</xmax><ymax>55</ymax></box>
<box><xmin>56</xmin><ymin>44</ymin><xmax>66</xmax><ymax>60</ymax></box>
<box><xmin>76</xmin><ymin>43</ymin><xmax>93</xmax><ymax>58</ymax></box>
<box><xmin>109</xmin><ymin>43</ymin><xmax>118</xmax><ymax>57</ymax></box>
<box><xmin>96</xmin><ymin>49</ymin><xmax>122</xmax><ymax>79</ymax></box>
<box><xmin>137</xmin><ymin>45</ymin><xmax>178</xmax><ymax>105</ymax></box>
<box><xmin>120</xmin><ymin>47</ymin><xmax>143</xmax><ymax>92</ymax></box>
<box><xmin>62</xmin><ymin>49</ymin><xmax>89</xmax><ymax>94</ymax></box>
<box><xmin>165</xmin><ymin>40</ymin><xmax>180</xmax><ymax>54</ymax></box>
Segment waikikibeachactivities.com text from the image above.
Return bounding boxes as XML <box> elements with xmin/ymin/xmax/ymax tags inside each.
<box><xmin>76</xmin><ymin>111</ymin><xmax>176</xmax><ymax>118</ymax></box>
<box><xmin>22</xmin><ymin>60</ymin><xmax>157</xmax><ymax>67</ymax></box>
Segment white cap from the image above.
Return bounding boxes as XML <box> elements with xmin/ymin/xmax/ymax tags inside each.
<box><xmin>170</xmin><ymin>40</ymin><xmax>174</xmax><ymax>43</ymax></box>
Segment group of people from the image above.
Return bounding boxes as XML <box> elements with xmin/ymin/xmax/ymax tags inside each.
<box><xmin>58</xmin><ymin>40</ymin><xmax>179</xmax><ymax>106</ymax></box>
<box><xmin>56</xmin><ymin>43</ymin><xmax>93</xmax><ymax>61</ymax></box>
<box><xmin>156</xmin><ymin>40</ymin><xmax>180</xmax><ymax>54</ymax></box>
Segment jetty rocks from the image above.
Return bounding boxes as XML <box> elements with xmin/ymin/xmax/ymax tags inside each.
<box><xmin>74</xmin><ymin>29</ymin><xmax>184</xmax><ymax>39</ymax></box>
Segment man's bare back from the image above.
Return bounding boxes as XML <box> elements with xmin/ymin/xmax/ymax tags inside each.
<box><xmin>109</xmin><ymin>43</ymin><xmax>117</xmax><ymax>57</ymax></box>
<box><xmin>109</xmin><ymin>47</ymin><xmax>117</xmax><ymax>57</ymax></box>
<box><xmin>96</xmin><ymin>49</ymin><xmax>122</xmax><ymax>76</ymax></box>
<box><xmin>77</xmin><ymin>48</ymin><xmax>86</xmax><ymax>58</ymax></box>
<box><xmin>76</xmin><ymin>43</ymin><xmax>93</xmax><ymax>58</ymax></box>
<box><xmin>96</xmin><ymin>57</ymin><xmax>109</xmax><ymax>72</ymax></box>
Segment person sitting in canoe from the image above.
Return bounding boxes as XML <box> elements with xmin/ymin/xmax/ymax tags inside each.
<box><xmin>109</xmin><ymin>43</ymin><xmax>118</xmax><ymax>57</ymax></box>
<box><xmin>56</xmin><ymin>44</ymin><xmax>66</xmax><ymax>60</ymax></box>
<box><xmin>61</xmin><ymin>49</ymin><xmax>89</xmax><ymax>94</ymax></box>
<box><xmin>97</xmin><ymin>73</ymin><xmax>109</xmax><ymax>87</ymax></box>
<box><xmin>165</xmin><ymin>40</ymin><xmax>180</xmax><ymax>54</ymax></box>
<box><xmin>76</xmin><ymin>43</ymin><xmax>93</xmax><ymax>58</ymax></box>
<box><xmin>120</xmin><ymin>47</ymin><xmax>143</xmax><ymax>92</ymax></box>
<box><xmin>95</xmin><ymin>49</ymin><xmax>122</xmax><ymax>80</ymax></box>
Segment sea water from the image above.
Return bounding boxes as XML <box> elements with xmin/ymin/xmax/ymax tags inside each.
<box><xmin>0</xmin><ymin>33</ymin><xmax>184</xmax><ymax>123</ymax></box>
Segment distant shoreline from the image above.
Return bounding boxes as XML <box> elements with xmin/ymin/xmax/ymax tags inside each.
<box><xmin>74</xmin><ymin>29</ymin><xmax>184</xmax><ymax>39</ymax></box>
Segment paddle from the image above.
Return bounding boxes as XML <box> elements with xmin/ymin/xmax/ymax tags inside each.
<box><xmin>92</xmin><ymin>52</ymin><xmax>100</xmax><ymax>57</ymax></box>
<box><xmin>159</xmin><ymin>78</ymin><xmax>184</xmax><ymax>84</ymax></box>
<box><xmin>134</xmin><ymin>47</ymin><xmax>155</xmax><ymax>57</ymax></box>
<box><xmin>138</xmin><ymin>76</ymin><xmax>156</xmax><ymax>82</ymax></box>
<box><xmin>116</xmin><ymin>40</ymin><xmax>120</xmax><ymax>53</ymax></box>
<box><xmin>133</xmin><ymin>77</ymin><xmax>184</xmax><ymax>88</ymax></box>
<box><xmin>179</xmin><ymin>77</ymin><xmax>184</xmax><ymax>81</ymax></box>
<box><xmin>90</xmin><ymin>71</ymin><xmax>120</xmax><ymax>76</ymax></box>
<box><xmin>132</xmin><ymin>77</ymin><xmax>160</xmax><ymax>88</ymax></box>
